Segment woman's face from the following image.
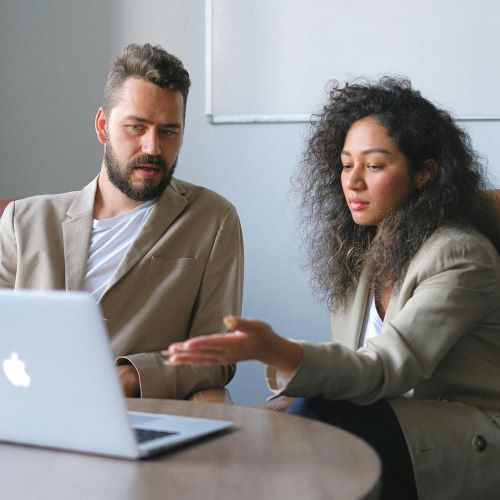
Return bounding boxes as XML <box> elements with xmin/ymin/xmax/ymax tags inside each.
<box><xmin>340</xmin><ymin>117</ymin><xmax>417</xmax><ymax>226</ymax></box>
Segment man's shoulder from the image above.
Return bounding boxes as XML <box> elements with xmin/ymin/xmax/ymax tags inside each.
<box><xmin>9</xmin><ymin>190</ymin><xmax>81</xmax><ymax>218</ymax></box>
<box><xmin>169</xmin><ymin>177</ymin><xmax>236</xmax><ymax>212</ymax></box>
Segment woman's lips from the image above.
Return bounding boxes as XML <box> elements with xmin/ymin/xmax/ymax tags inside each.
<box><xmin>349</xmin><ymin>198</ymin><xmax>369</xmax><ymax>210</ymax></box>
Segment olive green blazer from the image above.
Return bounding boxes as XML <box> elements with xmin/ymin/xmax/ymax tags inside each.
<box><xmin>269</xmin><ymin>226</ymin><xmax>500</xmax><ymax>499</ymax></box>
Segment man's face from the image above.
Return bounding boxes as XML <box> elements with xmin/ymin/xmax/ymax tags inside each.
<box><xmin>96</xmin><ymin>77</ymin><xmax>185</xmax><ymax>201</ymax></box>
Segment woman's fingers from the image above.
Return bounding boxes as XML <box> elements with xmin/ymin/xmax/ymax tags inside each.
<box><xmin>224</xmin><ymin>316</ymin><xmax>271</xmax><ymax>334</ymax></box>
<box><xmin>165</xmin><ymin>346</ymin><xmax>234</xmax><ymax>366</ymax></box>
<box><xmin>162</xmin><ymin>316</ymin><xmax>276</xmax><ymax>365</ymax></box>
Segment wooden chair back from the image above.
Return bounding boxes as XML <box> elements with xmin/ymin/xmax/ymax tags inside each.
<box><xmin>0</xmin><ymin>199</ymin><xmax>16</xmax><ymax>216</ymax></box>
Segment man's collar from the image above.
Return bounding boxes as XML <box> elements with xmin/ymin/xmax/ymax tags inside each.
<box><xmin>66</xmin><ymin>175</ymin><xmax>187</xmax><ymax>219</ymax></box>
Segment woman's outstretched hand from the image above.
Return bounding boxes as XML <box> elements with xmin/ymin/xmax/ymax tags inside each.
<box><xmin>163</xmin><ymin>316</ymin><xmax>303</xmax><ymax>378</ymax></box>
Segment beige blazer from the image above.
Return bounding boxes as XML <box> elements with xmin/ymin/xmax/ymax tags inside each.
<box><xmin>0</xmin><ymin>177</ymin><xmax>243</xmax><ymax>399</ymax></box>
<box><xmin>269</xmin><ymin>225</ymin><xmax>500</xmax><ymax>499</ymax></box>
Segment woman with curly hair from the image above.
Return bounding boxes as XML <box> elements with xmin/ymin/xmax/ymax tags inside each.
<box><xmin>166</xmin><ymin>77</ymin><xmax>500</xmax><ymax>499</ymax></box>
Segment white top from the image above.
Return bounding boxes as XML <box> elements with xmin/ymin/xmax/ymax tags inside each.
<box><xmin>275</xmin><ymin>292</ymin><xmax>383</xmax><ymax>391</ymax></box>
<box><xmin>359</xmin><ymin>291</ymin><xmax>383</xmax><ymax>347</ymax></box>
<box><xmin>83</xmin><ymin>200</ymin><xmax>156</xmax><ymax>301</ymax></box>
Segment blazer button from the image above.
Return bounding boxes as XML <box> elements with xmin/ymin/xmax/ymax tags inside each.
<box><xmin>472</xmin><ymin>435</ymin><xmax>487</xmax><ymax>452</ymax></box>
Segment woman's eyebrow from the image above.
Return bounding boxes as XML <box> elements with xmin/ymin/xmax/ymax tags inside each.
<box><xmin>341</xmin><ymin>148</ymin><xmax>391</xmax><ymax>156</ymax></box>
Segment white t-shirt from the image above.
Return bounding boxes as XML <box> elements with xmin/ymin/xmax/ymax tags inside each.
<box><xmin>274</xmin><ymin>291</ymin><xmax>384</xmax><ymax>391</ymax></box>
<box><xmin>359</xmin><ymin>291</ymin><xmax>383</xmax><ymax>347</ymax></box>
<box><xmin>83</xmin><ymin>200</ymin><xmax>156</xmax><ymax>301</ymax></box>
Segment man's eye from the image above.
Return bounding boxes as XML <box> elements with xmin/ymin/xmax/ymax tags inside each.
<box><xmin>127</xmin><ymin>125</ymin><xmax>145</xmax><ymax>132</ymax></box>
<box><xmin>160</xmin><ymin>129</ymin><xmax>177</xmax><ymax>137</ymax></box>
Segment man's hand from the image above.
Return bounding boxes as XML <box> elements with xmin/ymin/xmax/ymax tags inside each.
<box><xmin>165</xmin><ymin>316</ymin><xmax>303</xmax><ymax>379</ymax></box>
<box><xmin>117</xmin><ymin>363</ymin><xmax>141</xmax><ymax>397</ymax></box>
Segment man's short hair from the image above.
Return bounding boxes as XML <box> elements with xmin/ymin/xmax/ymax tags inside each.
<box><xmin>102</xmin><ymin>43</ymin><xmax>191</xmax><ymax>115</ymax></box>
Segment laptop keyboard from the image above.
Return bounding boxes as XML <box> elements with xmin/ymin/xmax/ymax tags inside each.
<box><xmin>133</xmin><ymin>427</ymin><xmax>178</xmax><ymax>444</ymax></box>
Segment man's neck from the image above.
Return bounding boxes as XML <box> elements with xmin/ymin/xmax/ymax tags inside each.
<box><xmin>94</xmin><ymin>166</ymin><xmax>143</xmax><ymax>220</ymax></box>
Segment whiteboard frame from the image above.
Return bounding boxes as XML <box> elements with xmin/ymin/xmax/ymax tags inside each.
<box><xmin>205</xmin><ymin>0</ymin><xmax>500</xmax><ymax>124</ymax></box>
<box><xmin>205</xmin><ymin>0</ymin><xmax>310</xmax><ymax>124</ymax></box>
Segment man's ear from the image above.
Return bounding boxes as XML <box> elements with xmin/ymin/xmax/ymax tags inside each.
<box><xmin>415</xmin><ymin>159</ymin><xmax>439</xmax><ymax>189</ymax></box>
<box><xmin>95</xmin><ymin>107</ymin><xmax>108</xmax><ymax>144</ymax></box>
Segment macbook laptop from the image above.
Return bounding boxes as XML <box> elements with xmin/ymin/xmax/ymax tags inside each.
<box><xmin>0</xmin><ymin>289</ymin><xmax>233</xmax><ymax>459</ymax></box>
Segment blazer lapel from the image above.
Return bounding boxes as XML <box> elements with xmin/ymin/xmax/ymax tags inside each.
<box><xmin>100</xmin><ymin>179</ymin><xmax>188</xmax><ymax>298</ymax></box>
<box><xmin>384</xmin><ymin>285</ymin><xmax>401</xmax><ymax>323</ymax></box>
<box><xmin>330</xmin><ymin>268</ymin><xmax>371</xmax><ymax>349</ymax></box>
<box><xmin>62</xmin><ymin>179</ymin><xmax>97</xmax><ymax>291</ymax></box>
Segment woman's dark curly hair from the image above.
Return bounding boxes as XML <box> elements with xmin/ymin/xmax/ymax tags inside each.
<box><xmin>296</xmin><ymin>76</ymin><xmax>500</xmax><ymax>312</ymax></box>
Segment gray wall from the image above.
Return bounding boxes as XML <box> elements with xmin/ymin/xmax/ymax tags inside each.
<box><xmin>0</xmin><ymin>0</ymin><xmax>113</xmax><ymax>196</ymax></box>
<box><xmin>2</xmin><ymin>1</ymin><xmax>500</xmax><ymax>405</ymax></box>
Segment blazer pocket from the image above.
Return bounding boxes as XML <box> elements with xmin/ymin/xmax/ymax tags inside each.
<box><xmin>148</xmin><ymin>256</ymin><xmax>197</xmax><ymax>272</ymax></box>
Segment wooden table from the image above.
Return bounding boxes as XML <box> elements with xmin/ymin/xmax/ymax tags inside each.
<box><xmin>0</xmin><ymin>399</ymin><xmax>381</xmax><ymax>500</ymax></box>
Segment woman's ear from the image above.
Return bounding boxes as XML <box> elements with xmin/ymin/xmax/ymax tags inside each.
<box><xmin>415</xmin><ymin>159</ymin><xmax>439</xmax><ymax>189</ymax></box>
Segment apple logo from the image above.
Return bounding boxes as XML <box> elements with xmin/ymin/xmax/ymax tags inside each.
<box><xmin>2</xmin><ymin>352</ymin><xmax>31</xmax><ymax>388</ymax></box>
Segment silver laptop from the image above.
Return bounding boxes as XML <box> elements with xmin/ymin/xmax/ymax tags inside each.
<box><xmin>0</xmin><ymin>289</ymin><xmax>233</xmax><ymax>459</ymax></box>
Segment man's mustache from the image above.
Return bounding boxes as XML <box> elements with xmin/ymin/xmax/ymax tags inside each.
<box><xmin>129</xmin><ymin>155</ymin><xmax>168</xmax><ymax>171</ymax></box>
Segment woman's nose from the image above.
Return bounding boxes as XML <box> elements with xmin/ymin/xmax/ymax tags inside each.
<box><xmin>345</xmin><ymin>165</ymin><xmax>365</xmax><ymax>190</ymax></box>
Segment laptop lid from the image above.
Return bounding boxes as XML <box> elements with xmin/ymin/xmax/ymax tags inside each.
<box><xmin>0</xmin><ymin>289</ymin><xmax>232</xmax><ymax>459</ymax></box>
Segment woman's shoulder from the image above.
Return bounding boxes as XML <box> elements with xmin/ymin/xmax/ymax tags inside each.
<box><xmin>410</xmin><ymin>224</ymin><xmax>500</xmax><ymax>276</ymax></box>
<box><xmin>425</xmin><ymin>224</ymin><xmax>495</xmax><ymax>251</ymax></box>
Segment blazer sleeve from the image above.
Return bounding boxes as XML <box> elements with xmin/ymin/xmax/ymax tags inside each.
<box><xmin>0</xmin><ymin>202</ymin><xmax>17</xmax><ymax>288</ymax></box>
<box><xmin>270</xmin><ymin>230</ymin><xmax>499</xmax><ymax>404</ymax></box>
<box><xmin>118</xmin><ymin>205</ymin><xmax>244</xmax><ymax>398</ymax></box>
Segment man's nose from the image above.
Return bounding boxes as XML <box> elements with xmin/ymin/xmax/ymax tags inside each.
<box><xmin>141</xmin><ymin>130</ymin><xmax>161</xmax><ymax>156</ymax></box>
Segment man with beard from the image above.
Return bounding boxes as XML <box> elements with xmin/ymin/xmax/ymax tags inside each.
<box><xmin>0</xmin><ymin>43</ymin><xmax>243</xmax><ymax>399</ymax></box>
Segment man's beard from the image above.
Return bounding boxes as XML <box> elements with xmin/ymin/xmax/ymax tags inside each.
<box><xmin>104</xmin><ymin>142</ymin><xmax>176</xmax><ymax>202</ymax></box>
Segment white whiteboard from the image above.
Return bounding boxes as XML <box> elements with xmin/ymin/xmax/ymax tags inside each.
<box><xmin>206</xmin><ymin>0</ymin><xmax>500</xmax><ymax>123</ymax></box>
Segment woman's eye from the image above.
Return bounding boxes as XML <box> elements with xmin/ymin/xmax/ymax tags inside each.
<box><xmin>342</xmin><ymin>164</ymin><xmax>353</xmax><ymax>170</ymax></box>
<box><xmin>367</xmin><ymin>164</ymin><xmax>383</xmax><ymax>170</ymax></box>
